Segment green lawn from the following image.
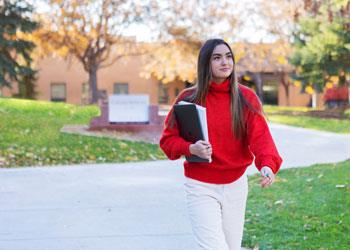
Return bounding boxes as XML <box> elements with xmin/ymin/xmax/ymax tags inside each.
<box><xmin>244</xmin><ymin>160</ymin><xmax>350</xmax><ymax>250</ymax></box>
<box><xmin>345</xmin><ymin>108</ymin><xmax>350</xmax><ymax>118</ymax></box>
<box><xmin>1</xmin><ymin>98</ymin><xmax>349</xmax><ymax>167</ymax></box>
<box><xmin>0</xmin><ymin>98</ymin><xmax>166</xmax><ymax>167</ymax></box>
<box><xmin>263</xmin><ymin>105</ymin><xmax>318</xmax><ymax>114</ymax></box>
<box><xmin>263</xmin><ymin>105</ymin><xmax>350</xmax><ymax>134</ymax></box>
<box><xmin>267</xmin><ymin>115</ymin><xmax>350</xmax><ymax>134</ymax></box>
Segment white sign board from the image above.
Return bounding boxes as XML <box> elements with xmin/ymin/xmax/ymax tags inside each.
<box><xmin>108</xmin><ymin>95</ymin><xmax>149</xmax><ymax>123</ymax></box>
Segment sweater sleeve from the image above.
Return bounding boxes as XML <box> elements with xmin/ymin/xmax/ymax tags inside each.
<box><xmin>245</xmin><ymin>92</ymin><xmax>283</xmax><ymax>174</ymax></box>
<box><xmin>159</xmin><ymin>108</ymin><xmax>192</xmax><ymax>160</ymax></box>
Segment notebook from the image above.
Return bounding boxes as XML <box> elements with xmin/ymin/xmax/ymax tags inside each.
<box><xmin>173</xmin><ymin>101</ymin><xmax>211</xmax><ymax>163</ymax></box>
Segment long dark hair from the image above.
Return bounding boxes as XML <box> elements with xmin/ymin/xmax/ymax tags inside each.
<box><xmin>167</xmin><ymin>38</ymin><xmax>253</xmax><ymax>139</ymax></box>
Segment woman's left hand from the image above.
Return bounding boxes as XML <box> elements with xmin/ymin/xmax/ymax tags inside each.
<box><xmin>260</xmin><ymin>166</ymin><xmax>275</xmax><ymax>188</ymax></box>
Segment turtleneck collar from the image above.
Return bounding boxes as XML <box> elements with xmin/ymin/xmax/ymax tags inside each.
<box><xmin>209</xmin><ymin>78</ymin><xmax>231</xmax><ymax>93</ymax></box>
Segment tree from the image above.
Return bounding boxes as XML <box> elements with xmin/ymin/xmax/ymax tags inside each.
<box><xmin>15</xmin><ymin>61</ymin><xmax>38</xmax><ymax>99</ymax></box>
<box><xmin>234</xmin><ymin>41</ymin><xmax>293</xmax><ymax>104</ymax></box>
<box><xmin>35</xmin><ymin>0</ymin><xmax>151</xmax><ymax>104</ymax></box>
<box><xmin>141</xmin><ymin>0</ymin><xmax>295</xmax><ymax>103</ymax></box>
<box><xmin>257</xmin><ymin>0</ymin><xmax>305</xmax><ymax>105</ymax></box>
<box><xmin>0</xmin><ymin>0</ymin><xmax>38</xmax><ymax>98</ymax></box>
<box><xmin>289</xmin><ymin>0</ymin><xmax>350</xmax><ymax>105</ymax></box>
<box><xmin>140</xmin><ymin>0</ymin><xmax>239</xmax><ymax>85</ymax></box>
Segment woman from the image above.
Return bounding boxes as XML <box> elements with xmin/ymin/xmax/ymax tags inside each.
<box><xmin>159</xmin><ymin>38</ymin><xmax>282</xmax><ymax>250</ymax></box>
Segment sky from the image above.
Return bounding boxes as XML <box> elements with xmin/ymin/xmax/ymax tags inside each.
<box><xmin>31</xmin><ymin>0</ymin><xmax>276</xmax><ymax>43</ymax></box>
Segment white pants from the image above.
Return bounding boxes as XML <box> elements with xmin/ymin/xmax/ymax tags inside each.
<box><xmin>184</xmin><ymin>174</ymin><xmax>248</xmax><ymax>250</ymax></box>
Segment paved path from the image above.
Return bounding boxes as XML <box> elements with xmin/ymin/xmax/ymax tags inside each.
<box><xmin>0</xmin><ymin>124</ymin><xmax>349</xmax><ymax>250</ymax></box>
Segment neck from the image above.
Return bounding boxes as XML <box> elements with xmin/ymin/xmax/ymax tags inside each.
<box><xmin>211</xmin><ymin>77</ymin><xmax>227</xmax><ymax>84</ymax></box>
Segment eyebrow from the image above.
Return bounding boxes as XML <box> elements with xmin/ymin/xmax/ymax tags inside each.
<box><xmin>212</xmin><ymin>52</ymin><xmax>232</xmax><ymax>56</ymax></box>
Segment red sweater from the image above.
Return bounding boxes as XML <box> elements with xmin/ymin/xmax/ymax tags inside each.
<box><xmin>159</xmin><ymin>79</ymin><xmax>282</xmax><ymax>184</ymax></box>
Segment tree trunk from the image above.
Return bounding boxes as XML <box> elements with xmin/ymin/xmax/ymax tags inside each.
<box><xmin>23</xmin><ymin>73</ymin><xmax>37</xmax><ymax>99</ymax></box>
<box><xmin>254</xmin><ymin>73</ymin><xmax>264</xmax><ymax>103</ymax></box>
<box><xmin>88</xmin><ymin>65</ymin><xmax>99</xmax><ymax>104</ymax></box>
<box><xmin>312</xmin><ymin>93</ymin><xmax>317</xmax><ymax>108</ymax></box>
<box><xmin>281</xmin><ymin>72</ymin><xmax>290</xmax><ymax>106</ymax></box>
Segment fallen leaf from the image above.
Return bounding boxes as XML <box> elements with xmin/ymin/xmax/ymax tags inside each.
<box><xmin>274</xmin><ymin>200</ymin><xmax>284</xmax><ymax>205</ymax></box>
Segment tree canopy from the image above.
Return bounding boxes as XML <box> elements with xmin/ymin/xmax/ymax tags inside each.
<box><xmin>0</xmin><ymin>0</ymin><xmax>38</xmax><ymax>94</ymax></box>
<box><xmin>140</xmin><ymin>0</ymin><xmax>239</xmax><ymax>84</ymax></box>
<box><xmin>289</xmin><ymin>0</ymin><xmax>350</xmax><ymax>94</ymax></box>
<box><xmin>34</xmin><ymin>0</ymin><xmax>151</xmax><ymax>103</ymax></box>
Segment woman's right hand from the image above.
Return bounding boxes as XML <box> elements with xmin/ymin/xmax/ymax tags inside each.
<box><xmin>189</xmin><ymin>140</ymin><xmax>212</xmax><ymax>160</ymax></box>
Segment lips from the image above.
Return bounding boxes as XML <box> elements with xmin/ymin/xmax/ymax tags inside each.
<box><xmin>220</xmin><ymin>68</ymin><xmax>231</xmax><ymax>71</ymax></box>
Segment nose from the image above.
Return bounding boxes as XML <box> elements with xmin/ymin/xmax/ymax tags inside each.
<box><xmin>221</xmin><ymin>57</ymin><xmax>228</xmax><ymax>65</ymax></box>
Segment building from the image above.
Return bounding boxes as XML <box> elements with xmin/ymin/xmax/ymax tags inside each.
<box><xmin>0</xmin><ymin>43</ymin><xmax>326</xmax><ymax>108</ymax></box>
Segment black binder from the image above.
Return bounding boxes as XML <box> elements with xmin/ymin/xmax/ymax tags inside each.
<box><xmin>173</xmin><ymin>103</ymin><xmax>211</xmax><ymax>163</ymax></box>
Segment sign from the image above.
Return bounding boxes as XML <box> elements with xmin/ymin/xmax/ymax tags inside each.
<box><xmin>108</xmin><ymin>95</ymin><xmax>149</xmax><ymax>123</ymax></box>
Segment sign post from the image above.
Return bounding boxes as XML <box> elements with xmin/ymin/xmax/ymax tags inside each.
<box><xmin>108</xmin><ymin>95</ymin><xmax>149</xmax><ymax>123</ymax></box>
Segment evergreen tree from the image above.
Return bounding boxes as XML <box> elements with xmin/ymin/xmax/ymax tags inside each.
<box><xmin>290</xmin><ymin>0</ymin><xmax>350</xmax><ymax>96</ymax></box>
<box><xmin>0</xmin><ymin>0</ymin><xmax>38</xmax><ymax>98</ymax></box>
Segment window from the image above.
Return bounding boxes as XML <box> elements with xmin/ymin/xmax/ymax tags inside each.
<box><xmin>51</xmin><ymin>83</ymin><xmax>67</xmax><ymax>102</ymax></box>
<box><xmin>113</xmin><ymin>83</ymin><xmax>129</xmax><ymax>94</ymax></box>
<box><xmin>174</xmin><ymin>87</ymin><xmax>180</xmax><ymax>97</ymax></box>
<box><xmin>158</xmin><ymin>82</ymin><xmax>169</xmax><ymax>104</ymax></box>
<box><xmin>81</xmin><ymin>82</ymin><xmax>90</xmax><ymax>104</ymax></box>
<box><xmin>262</xmin><ymin>80</ymin><xmax>278</xmax><ymax>105</ymax></box>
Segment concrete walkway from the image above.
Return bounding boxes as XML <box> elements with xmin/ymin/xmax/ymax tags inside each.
<box><xmin>0</xmin><ymin>124</ymin><xmax>349</xmax><ymax>250</ymax></box>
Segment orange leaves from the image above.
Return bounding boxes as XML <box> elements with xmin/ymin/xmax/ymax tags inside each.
<box><xmin>141</xmin><ymin>40</ymin><xmax>198</xmax><ymax>84</ymax></box>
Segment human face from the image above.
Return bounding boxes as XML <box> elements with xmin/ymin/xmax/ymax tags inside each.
<box><xmin>210</xmin><ymin>44</ymin><xmax>234</xmax><ymax>84</ymax></box>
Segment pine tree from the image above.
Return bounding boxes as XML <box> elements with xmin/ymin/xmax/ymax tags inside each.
<box><xmin>0</xmin><ymin>0</ymin><xmax>38</xmax><ymax>98</ymax></box>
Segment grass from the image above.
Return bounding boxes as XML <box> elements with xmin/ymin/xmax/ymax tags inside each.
<box><xmin>1</xmin><ymin>98</ymin><xmax>349</xmax><ymax>248</ymax></box>
<box><xmin>345</xmin><ymin>108</ymin><xmax>350</xmax><ymax>118</ymax></box>
<box><xmin>1</xmin><ymin>98</ymin><xmax>349</xmax><ymax>167</ymax></box>
<box><xmin>263</xmin><ymin>105</ymin><xmax>318</xmax><ymax>114</ymax></box>
<box><xmin>243</xmin><ymin>160</ymin><xmax>350</xmax><ymax>250</ymax></box>
<box><xmin>267</xmin><ymin>115</ymin><xmax>350</xmax><ymax>134</ymax></box>
<box><xmin>0</xmin><ymin>98</ymin><xmax>166</xmax><ymax>167</ymax></box>
<box><xmin>263</xmin><ymin>105</ymin><xmax>350</xmax><ymax>134</ymax></box>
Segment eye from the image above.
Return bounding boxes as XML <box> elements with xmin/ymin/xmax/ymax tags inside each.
<box><xmin>213</xmin><ymin>56</ymin><xmax>220</xmax><ymax>60</ymax></box>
